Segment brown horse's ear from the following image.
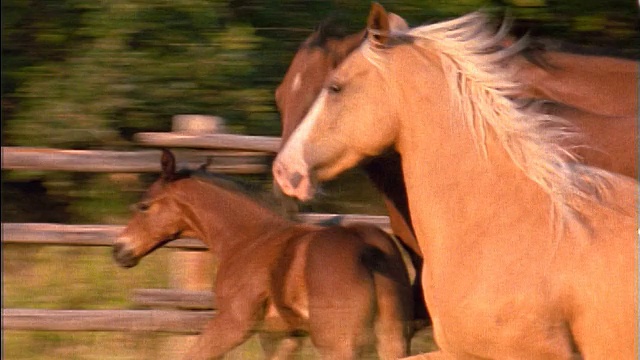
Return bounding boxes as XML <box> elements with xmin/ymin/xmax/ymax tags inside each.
<box><xmin>367</xmin><ymin>2</ymin><xmax>390</xmax><ymax>46</ymax></box>
<box><xmin>160</xmin><ymin>148</ymin><xmax>176</xmax><ymax>181</ymax></box>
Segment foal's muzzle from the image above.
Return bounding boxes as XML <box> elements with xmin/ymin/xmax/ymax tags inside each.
<box><xmin>112</xmin><ymin>242</ymin><xmax>139</xmax><ymax>268</ymax></box>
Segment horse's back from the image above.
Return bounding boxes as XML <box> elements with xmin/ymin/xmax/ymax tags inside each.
<box><xmin>518</xmin><ymin>50</ymin><xmax>638</xmax><ymax>117</ymax></box>
<box><xmin>542</xmin><ymin>102</ymin><xmax>638</xmax><ymax>178</ymax></box>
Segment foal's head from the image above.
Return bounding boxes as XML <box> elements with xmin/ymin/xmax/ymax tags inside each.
<box><xmin>113</xmin><ymin>149</ymin><xmax>188</xmax><ymax>268</ymax></box>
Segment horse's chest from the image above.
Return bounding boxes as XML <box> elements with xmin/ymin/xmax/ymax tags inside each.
<box><xmin>434</xmin><ymin>285</ymin><xmax>572</xmax><ymax>359</ymax></box>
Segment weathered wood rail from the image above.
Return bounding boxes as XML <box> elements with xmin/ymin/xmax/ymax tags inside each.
<box><xmin>132</xmin><ymin>289</ymin><xmax>216</xmax><ymax>310</ymax></box>
<box><xmin>3</xmin><ymin>308</ymin><xmax>213</xmax><ymax>334</ymax></box>
<box><xmin>1</xmin><ymin>215</ymin><xmax>392</xmax><ymax>248</ymax></box>
<box><xmin>134</xmin><ymin>132</ymin><xmax>281</xmax><ymax>152</ymax></box>
<box><xmin>1</xmin><ymin>146</ymin><xmax>271</xmax><ymax>174</ymax></box>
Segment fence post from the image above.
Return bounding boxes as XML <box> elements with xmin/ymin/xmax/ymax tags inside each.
<box><xmin>162</xmin><ymin>115</ymin><xmax>223</xmax><ymax>358</ymax></box>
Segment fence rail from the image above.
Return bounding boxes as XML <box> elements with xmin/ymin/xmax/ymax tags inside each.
<box><xmin>3</xmin><ymin>308</ymin><xmax>213</xmax><ymax>334</ymax></box>
<box><xmin>132</xmin><ymin>289</ymin><xmax>215</xmax><ymax>310</ymax></box>
<box><xmin>1</xmin><ymin>216</ymin><xmax>392</xmax><ymax>248</ymax></box>
<box><xmin>1</xmin><ymin>146</ymin><xmax>271</xmax><ymax>173</ymax></box>
<box><xmin>134</xmin><ymin>132</ymin><xmax>281</xmax><ymax>152</ymax></box>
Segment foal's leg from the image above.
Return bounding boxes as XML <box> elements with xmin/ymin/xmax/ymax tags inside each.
<box><xmin>258</xmin><ymin>332</ymin><xmax>303</xmax><ymax>360</ymax></box>
<box><xmin>306</xmin><ymin>237</ymin><xmax>376</xmax><ymax>360</ymax></box>
<box><xmin>181</xmin><ymin>299</ymin><xmax>262</xmax><ymax>360</ymax></box>
<box><xmin>373</xmin><ymin>270</ymin><xmax>412</xmax><ymax>359</ymax></box>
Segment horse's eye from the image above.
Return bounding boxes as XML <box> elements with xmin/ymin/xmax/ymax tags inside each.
<box><xmin>136</xmin><ymin>202</ymin><xmax>150</xmax><ymax>212</ymax></box>
<box><xmin>328</xmin><ymin>83</ymin><xmax>342</xmax><ymax>94</ymax></box>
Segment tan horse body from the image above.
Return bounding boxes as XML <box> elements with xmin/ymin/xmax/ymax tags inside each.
<box><xmin>113</xmin><ymin>150</ymin><xmax>414</xmax><ymax>360</ymax></box>
<box><xmin>273</xmin><ymin>4</ymin><xmax>638</xmax><ymax>359</ymax></box>
<box><xmin>274</xmin><ymin>15</ymin><xmax>638</xmax><ymax>351</ymax></box>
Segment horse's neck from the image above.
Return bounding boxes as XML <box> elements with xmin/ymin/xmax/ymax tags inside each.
<box><xmin>179</xmin><ymin>181</ymin><xmax>293</xmax><ymax>256</ymax></box>
<box><xmin>396</xmin><ymin>105</ymin><xmax>555</xmax><ymax>265</ymax></box>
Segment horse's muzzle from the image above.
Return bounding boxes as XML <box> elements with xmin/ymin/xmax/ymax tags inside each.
<box><xmin>112</xmin><ymin>242</ymin><xmax>139</xmax><ymax>268</ymax></box>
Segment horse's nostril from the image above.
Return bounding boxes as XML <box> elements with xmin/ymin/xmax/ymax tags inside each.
<box><xmin>290</xmin><ymin>172</ymin><xmax>303</xmax><ymax>189</ymax></box>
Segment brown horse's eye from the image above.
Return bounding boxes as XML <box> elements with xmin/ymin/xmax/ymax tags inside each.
<box><xmin>135</xmin><ymin>202</ymin><xmax>150</xmax><ymax>212</ymax></box>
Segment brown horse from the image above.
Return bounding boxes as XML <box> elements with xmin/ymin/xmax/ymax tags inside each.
<box><xmin>274</xmin><ymin>3</ymin><xmax>638</xmax><ymax>359</ymax></box>
<box><xmin>511</xmin><ymin>47</ymin><xmax>638</xmax><ymax>118</ymax></box>
<box><xmin>113</xmin><ymin>149</ymin><xmax>414</xmax><ymax>360</ymax></box>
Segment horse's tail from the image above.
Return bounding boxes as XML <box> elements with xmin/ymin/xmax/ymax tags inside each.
<box><xmin>349</xmin><ymin>224</ymin><xmax>415</xmax><ymax>358</ymax></box>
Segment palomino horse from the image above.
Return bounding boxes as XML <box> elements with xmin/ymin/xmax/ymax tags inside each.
<box><xmin>113</xmin><ymin>149</ymin><xmax>414</xmax><ymax>360</ymax></box>
<box><xmin>274</xmin><ymin>12</ymin><xmax>638</xmax><ymax>344</ymax></box>
<box><xmin>276</xmin><ymin>15</ymin><xmax>638</xmax><ymax>181</ymax></box>
<box><xmin>273</xmin><ymin>3</ymin><xmax>638</xmax><ymax>359</ymax></box>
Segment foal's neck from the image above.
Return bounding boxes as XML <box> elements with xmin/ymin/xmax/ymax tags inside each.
<box><xmin>177</xmin><ymin>179</ymin><xmax>293</xmax><ymax>256</ymax></box>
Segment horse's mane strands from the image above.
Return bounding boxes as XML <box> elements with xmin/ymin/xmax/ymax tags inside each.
<box><xmin>364</xmin><ymin>12</ymin><xmax>611</xmax><ymax>217</ymax></box>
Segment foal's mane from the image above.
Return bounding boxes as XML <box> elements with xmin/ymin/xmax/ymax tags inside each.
<box><xmin>364</xmin><ymin>12</ymin><xmax>610</xmax><ymax>214</ymax></box>
<box><xmin>176</xmin><ymin>168</ymin><xmax>286</xmax><ymax>214</ymax></box>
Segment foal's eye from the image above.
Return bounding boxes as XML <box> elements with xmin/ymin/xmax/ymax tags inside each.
<box><xmin>328</xmin><ymin>83</ymin><xmax>342</xmax><ymax>94</ymax></box>
<box><xmin>135</xmin><ymin>202</ymin><xmax>150</xmax><ymax>212</ymax></box>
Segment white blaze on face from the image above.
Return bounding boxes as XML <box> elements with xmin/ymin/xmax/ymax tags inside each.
<box><xmin>273</xmin><ymin>89</ymin><xmax>329</xmax><ymax>200</ymax></box>
<box><xmin>291</xmin><ymin>72</ymin><xmax>302</xmax><ymax>92</ymax></box>
<box><xmin>286</xmin><ymin>88</ymin><xmax>328</xmax><ymax>160</ymax></box>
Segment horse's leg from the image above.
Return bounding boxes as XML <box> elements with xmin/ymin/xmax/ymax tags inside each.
<box><xmin>181</xmin><ymin>302</ymin><xmax>261</xmax><ymax>360</ymax></box>
<box><xmin>371</xmin><ymin>258</ymin><xmax>413</xmax><ymax>359</ymax></box>
<box><xmin>309</xmin><ymin>296</ymin><xmax>371</xmax><ymax>360</ymax></box>
<box><xmin>258</xmin><ymin>332</ymin><xmax>303</xmax><ymax>360</ymax></box>
<box><xmin>304</xmin><ymin>231</ymin><xmax>389</xmax><ymax>360</ymax></box>
<box><xmin>373</xmin><ymin>273</ymin><xmax>412</xmax><ymax>359</ymax></box>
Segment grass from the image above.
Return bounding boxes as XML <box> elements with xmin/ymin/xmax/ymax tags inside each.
<box><xmin>2</xmin><ymin>242</ymin><xmax>437</xmax><ymax>359</ymax></box>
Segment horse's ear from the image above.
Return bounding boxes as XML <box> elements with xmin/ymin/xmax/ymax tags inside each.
<box><xmin>160</xmin><ymin>148</ymin><xmax>176</xmax><ymax>181</ymax></box>
<box><xmin>388</xmin><ymin>12</ymin><xmax>409</xmax><ymax>32</ymax></box>
<box><xmin>367</xmin><ymin>2</ymin><xmax>390</xmax><ymax>46</ymax></box>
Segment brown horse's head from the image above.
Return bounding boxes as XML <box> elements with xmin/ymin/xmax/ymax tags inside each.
<box><xmin>275</xmin><ymin>20</ymin><xmax>366</xmax><ymax>147</ymax></box>
<box><xmin>275</xmin><ymin>13</ymin><xmax>409</xmax><ymax>146</ymax></box>
<box><xmin>113</xmin><ymin>149</ymin><xmax>186</xmax><ymax>268</ymax></box>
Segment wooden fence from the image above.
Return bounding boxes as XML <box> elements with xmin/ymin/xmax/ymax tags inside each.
<box><xmin>2</xmin><ymin>132</ymin><xmax>399</xmax><ymax>336</ymax></box>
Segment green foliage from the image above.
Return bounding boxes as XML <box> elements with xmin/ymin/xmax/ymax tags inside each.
<box><xmin>3</xmin><ymin>0</ymin><xmax>267</xmax><ymax>149</ymax></box>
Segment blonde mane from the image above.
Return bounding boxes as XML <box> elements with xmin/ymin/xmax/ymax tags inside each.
<box><xmin>363</xmin><ymin>12</ymin><xmax>610</xmax><ymax>214</ymax></box>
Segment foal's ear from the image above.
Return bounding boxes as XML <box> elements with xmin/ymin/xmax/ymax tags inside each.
<box><xmin>160</xmin><ymin>148</ymin><xmax>176</xmax><ymax>181</ymax></box>
<box><xmin>367</xmin><ymin>2</ymin><xmax>390</xmax><ymax>46</ymax></box>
